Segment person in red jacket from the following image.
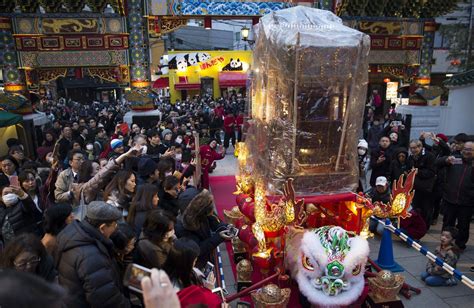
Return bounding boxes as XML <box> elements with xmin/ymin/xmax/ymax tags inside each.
<box><xmin>213</xmin><ymin>103</ymin><xmax>224</xmax><ymax>120</ymax></box>
<box><xmin>223</xmin><ymin>111</ymin><xmax>236</xmax><ymax>153</ymax></box>
<box><xmin>400</xmin><ymin>207</ymin><xmax>427</xmax><ymax>241</ymax></box>
<box><xmin>199</xmin><ymin>139</ymin><xmax>225</xmax><ymax>189</ymax></box>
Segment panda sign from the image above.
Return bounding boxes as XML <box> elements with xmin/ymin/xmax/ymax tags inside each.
<box><xmin>167</xmin><ymin>52</ymin><xmax>212</xmax><ymax>71</ymax></box>
<box><xmin>165</xmin><ymin>50</ymin><xmax>252</xmax><ymax>101</ymax></box>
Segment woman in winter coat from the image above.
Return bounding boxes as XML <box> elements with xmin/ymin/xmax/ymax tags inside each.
<box><xmin>158</xmin><ymin>175</ymin><xmax>181</xmax><ymax>218</ymax></box>
<box><xmin>36</xmin><ymin>130</ymin><xmax>56</xmax><ymax>163</ymax></box>
<box><xmin>136</xmin><ymin>209</ymin><xmax>175</xmax><ymax>269</ymax></box>
<box><xmin>18</xmin><ymin>169</ymin><xmax>48</xmax><ymax>230</ymax></box>
<box><xmin>388</xmin><ymin>147</ymin><xmax>413</xmax><ymax>183</ymax></box>
<box><xmin>127</xmin><ymin>183</ymin><xmax>159</xmax><ymax>238</ymax></box>
<box><xmin>163</xmin><ymin>238</ymin><xmax>216</xmax><ymax>292</ymax></box>
<box><xmin>110</xmin><ymin>222</ymin><xmax>136</xmax><ymax>280</ymax></box>
<box><xmin>0</xmin><ymin>233</ymin><xmax>56</xmax><ymax>282</ymax></box>
<box><xmin>175</xmin><ymin>190</ymin><xmax>232</xmax><ymax>269</ymax></box>
<box><xmin>103</xmin><ymin>170</ymin><xmax>136</xmax><ymax>218</ymax></box>
<box><xmin>0</xmin><ymin>186</ymin><xmax>42</xmax><ymax>245</ymax></box>
<box><xmin>357</xmin><ymin>139</ymin><xmax>369</xmax><ymax>192</ymax></box>
<box><xmin>41</xmin><ymin>204</ymin><xmax>74</xmax><ymax>256</ymax></box>
<box><xmin>73</xmin><ymin>146</ymin><xmax>139</xmax><ymax>206</ymax></box>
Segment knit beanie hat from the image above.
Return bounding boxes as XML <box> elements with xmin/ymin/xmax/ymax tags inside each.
<box><xmin>358</xmin><ymin>139</ymin><xmax>368</xmax><ymax>149</ymax></box>
<box><xmin>110</xmin><ymin>139</ymin><xmax>123</xmax><ymax>150</ymax></box>
<box><xmin>161</xmin><ymin>129</ymin><xmax>172</xmax><ymax>139</ymax></box>
<box><xmin>436</xmin><ymin>133</ymin><xmax>448</xmax><ymax>143</ymax></box>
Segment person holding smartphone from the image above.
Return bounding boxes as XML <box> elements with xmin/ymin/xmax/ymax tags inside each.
<box><xmin>436</xmin><ymin>141</ymin><xmax>474</xmax><ymax>251</ymax></box>
<box><xmin>199</xmin><ymin>139</ymin><xmax>225</xmax><ymax>189</ymax></box>
<box><xmin>163</xmin><ymin>238</ymin><xmax>217</xmax><ymax>291</ymax></box>
<box><xmin>175</xmin><ymin>190</ymin><xmax>231</xmax><ymax>270</ymax></box>
<box><xmin>369</xmin><ymin>136</ymin><xmax>393</xmax><ymax>187</ymax></box>
<box><xmin>0</xmin><ymin>184</ymin><xmax>42</xmax><ymax>245</ymax></box>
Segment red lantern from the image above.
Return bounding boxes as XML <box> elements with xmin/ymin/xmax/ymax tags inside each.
<box><xmin>204</xmin><ymin>17</ymin><xmax>212</xmax><ymax>29</ymax></box>
<box><xmin>383</xmin><ymin>78</ymin><xmax>391</xmax><ymax>83</ymax></box>
<box><xmin>451</xmin><ymin>59</ymin><xmax>461</xmax><ymax>66</ymax></box>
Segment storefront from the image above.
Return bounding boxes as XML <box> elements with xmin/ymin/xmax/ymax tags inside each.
<box><xmin>166</xmin><ymin>50</ymin><xmax>252</xmax><ymax>102</ymax></box>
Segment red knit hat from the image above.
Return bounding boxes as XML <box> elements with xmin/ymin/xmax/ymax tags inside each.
<box><xmin>436</xmin><ymin>133</ymin><xmax>448</xmax><ymax>143</ymax></box>
<box><xmin>178</xmin><ymin>285</ymin><xmax>222</xmax><ymax>308</ymax></box>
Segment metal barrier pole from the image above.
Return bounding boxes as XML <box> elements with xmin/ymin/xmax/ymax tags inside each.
<box><xmin>371</xmin><ymin>216</ymin><xmax>474</xmax><ymax>289</ymax></box>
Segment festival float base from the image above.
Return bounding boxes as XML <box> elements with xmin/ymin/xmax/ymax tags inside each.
<box><xmin>222</xmin><ymin>7</ymin><xmax>420</xmax><ymax>307</ymax></box>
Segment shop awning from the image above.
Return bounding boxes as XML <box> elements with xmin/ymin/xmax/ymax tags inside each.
<box><xmin>23</xmin><ymin>112</ymin><xmax>49</xmax><ymax>126</ymax></box>
<box><xmin>174</xmin><ymin>83</ymin><xmax>201</xmax><ymax>90</ymax></box>
<box><xmin>153</xmin><ymin>77</ymin><xmax>169</xmax><ymax>89</ymax></box>
<box><xmin>218</xmin><ymin>72</ymin><xmax>247</xmax><ymax>87</ymax></box>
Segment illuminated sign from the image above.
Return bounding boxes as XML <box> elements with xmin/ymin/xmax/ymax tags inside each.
<box><xmin>200</xmin><ymin>56</ymin><xmax>225</xmax><ymax>70</ymax></box>
<box><xmin>386</xmin><ymin>81</ymin><xmax>399</xmax><ymax>100</ymax></box>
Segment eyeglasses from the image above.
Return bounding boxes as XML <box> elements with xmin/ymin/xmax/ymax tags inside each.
<box><xmin>73</xmin><ymin>157</ymin><xmax>84</xmax><ymax>162</ymax></box>
<box><xmin>14</xmin><ymin>257</ymin><xmax>41</xmax><ymax>270</ymax></box>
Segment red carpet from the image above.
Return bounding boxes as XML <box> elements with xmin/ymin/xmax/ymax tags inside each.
<box><xmin>209</xmin><ymin>176</ymin><xmax>237</xmax><ymax>216</ymax></box>
<box><xmin>209</xmin><ymin>176</ymin><xmax>238</xmax><ymax>282</ymax></box>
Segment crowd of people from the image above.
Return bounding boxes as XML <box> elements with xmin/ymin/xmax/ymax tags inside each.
<box><xmin>0</xmin><ymin>94</ymin><xmax>246</xmax><ymax>307</ymax></box>
<box><xmin>360</xmin><ymin>105</ymin><xmax>473</xmax><ymax>287</ymax></box>
<box><xmin>0</xmin><ymin>90</ymin><xmax>472</xmax><ymax>305</ymax></box>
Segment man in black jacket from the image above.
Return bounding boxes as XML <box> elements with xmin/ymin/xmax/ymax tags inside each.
<box><xmin>370</xmin><ymin>136</ymin><xmax>393</xmax><ymax>186</ymax></box>
<box><xmin>177</xmin><ymin>165</ymin><xmax>199</xmax><ymax>213</ymax></box>
<box><xmin>55</xmin><ymin>201</ymin><xmax>130</xmax><ymax>308</ymax></box>
<box><xmin>407</xmin><ymin>139</ymin><xmax>436</xmax><ymax>227</ymax></box>
<box><xmin>438</xmin><ymin>141</ymin><xmax>474</xmax><ymax>250</ymax></box>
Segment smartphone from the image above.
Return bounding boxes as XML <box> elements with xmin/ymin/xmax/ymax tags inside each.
<box><xmin>203</xmin><ymin>262</ymin><xmax>215</xmax><ymax>280</ymax></box>
<box><xmin>227</xmin><ymin>226</ymin><xmax>239</xmax><ymax>238</ymax></box>
<box><xmin>9</xmin><ymin>175</ymin><xmax>20</xmax><ymax>188</ymax></box>
<box><xmin>212</xmin><ymin>287</ymin><xmax>226</xmax><ymax>302</ymax></box>
<box><xmin>452</xmin><ymin>157</ymin><xmax>463</xmax><ymax>165</ymax></box>
<box><xmin>123</xmin><ymin>263</ymin><xmax>152</xmax><ymax>293</ymax></box>
<box><xmin>392</xmin><ymin>121</ymin><xmax>402</xmax><ymax>126</ymax></box>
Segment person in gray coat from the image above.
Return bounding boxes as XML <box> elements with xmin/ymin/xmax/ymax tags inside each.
<box><xmin>55</xmin><ymin>201</ymin><xmax>130</xmax><ymax>308</ymax></box>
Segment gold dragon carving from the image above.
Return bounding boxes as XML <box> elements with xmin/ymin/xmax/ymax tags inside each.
<box><xmin>149</xmin><ymin>17</ymin><xmax>187</xmax><ymax>36</ymax></box>
<box><xmin>359</xmin><ymin>22</ymin><xmax>401</xmax><ymax>35</ymax></box>
<box><xmin>87</xmin><ymin>68</ymin><xmax>117</xmax><ymax>83</ymax></box>
<box><xmin>42</xmin><ymin>19</ymin><xmax>98</xmax><ymax>34</ymax></box>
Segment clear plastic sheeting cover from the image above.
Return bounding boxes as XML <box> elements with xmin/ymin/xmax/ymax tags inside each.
<box><xmin>246</xmin><ymin>6</ymin><xmax>370</xmax><ymax>195</ymax></box>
